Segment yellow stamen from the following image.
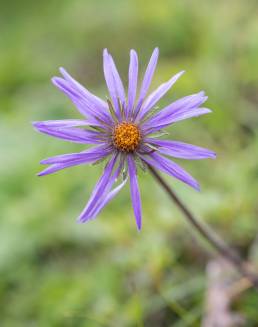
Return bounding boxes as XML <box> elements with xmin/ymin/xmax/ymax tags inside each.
<box><xmin>113</xmin><ymin>122</ymin><xmax>141</xmax><ymax>152</ymax></box>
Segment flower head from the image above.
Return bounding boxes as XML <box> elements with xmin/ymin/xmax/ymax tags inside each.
<box><xmin>33</xmin><ymin>48</ymin><xmax>216</xmax><ymax>230</ymax></box>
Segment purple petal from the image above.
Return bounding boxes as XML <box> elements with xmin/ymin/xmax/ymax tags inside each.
<box><xmin>128</xmin><ymin>155</ymin><xmax>142</xmax><ymax>230</ymax></box>
<box><xmin>77</xmin><ymin>153</ymin><xmax>118</xmax><ymax>222</ymax></box>
<box><xmin>52</xmin><ymin>76</ymin><xmax>112</xmax><ymax>125</ymax></box>
<box><xmin>33</xmin><ymin>123</ymin><xmax>106</xmax><ymax>144</ymax></box>
<box><xmin>127</xmin><ymin>49</ymin><xmax>138</xmax><ymax>117</ymax></box>
<box><xmin>38</xmin><ymin>146</ymin><xmax>111</xmax><ymax>176</ymax></box>
<box><xmin>32</xmin><ymin>119</ymin><xmax>90</xmax><ymax>129</ymax></box>
<box><xmin>59</xmin><ymin>67</ymin><xmax>110</xmax><ymax>117</ymax></box>
<box><xmin>88</xmin><ymin>177</ymin><xmax>127</xmax><ymax>219</ymax></box>
<box><xmin>52</xmin><ymin>78</ymin><xmax>94</xmax><ymax>118</ymax></box>
<box><xmin>145</xmin><ymin>139</ymin><xmax>216</xmax><ymax>160</ymax></box>
<box><xmin>38</xmin><ymin>160</ymin><xmax>89</xmax><ymax>176</ymax></box>
<box><xmin>144</xmin><ymin>108</ymin><xmax>211</xmax><ymax>133</ymax></box>
<box><xmin>79</xmin><ymin>158</ymin><xmax>127</xmax><ymax>221</ymax></box>
<box><xmin>136</xmin><ymin>70</ymin><xmax>185</xmax><ymax>121</ymax></box>
<box><xmin>108</xmin><ymin>54</ymin><xmax>126</xmax><ymax>106</ymax></box>
<box><xmin>139</xmin><ymin>152</ymin><xmax>200</xmax><ymax>191</ymax></box>
<box><xmin>103</xmin><ymin>49</ymin><xmax>121</xmax><ymax>118</ymax></box>
<box><xmin>142</xmin><ymin>92</ymin><xmax>209</xmax><ymax>133</ymax></box>
<box><xmin>148</xmin><ymin>91</ymin><xmax>207</xmax><ymax>121</ymax></box>
<box><xmin>40</xmin><ymin>146</ymin><xmax>111</xmax><ymax>165</ymax></box>
<box><xmin>134</xmin><ymin>48</ymin><xmax>159</xmax><ymax>117</ymax></box>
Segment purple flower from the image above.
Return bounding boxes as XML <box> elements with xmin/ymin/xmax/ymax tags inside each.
<box><xmin>33</xmin><ymin>48</ymin><xmax>216</xmax><ymax>230</ymax></box>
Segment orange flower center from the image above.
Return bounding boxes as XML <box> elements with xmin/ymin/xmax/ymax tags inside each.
<box><xmin>113</xmin><ymin>122</ymin><xmax>141</xmax><ymax>152</ymax></box>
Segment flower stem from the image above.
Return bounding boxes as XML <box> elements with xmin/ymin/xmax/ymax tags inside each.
<box><xmin>148</xmin><ymin>165</ymin><xmax>258</xmax><ymax>290</ymax></box>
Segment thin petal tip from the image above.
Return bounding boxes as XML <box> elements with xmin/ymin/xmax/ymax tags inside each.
<box><xmin>195</xmin><ymin>183</ymin><xmax>201</xmax><ymax>192</ymax></box>
<box><xmin>32</xmin><ymin>121</ymin><xmax>45</xmax><ymax>132</ymax></box>
<box><xmin>59</xmin><ymin>67</ymin><xmax>66</xmax><ymax>74</ymax></box>
<box><xmin>39</xmin><ymin>159</ymin><xmax>48</xmax><ymax>165</ymax></box>
<box><xmin>51</xmin><ymin>76</ymin><xmax>61</xmax><ymax>86</ymax></box>
<box><xmin>32</xmin><ymin>121</ymin><xmax>40</xmax><ymax>128</ymax></box>
<box><xmin>210</xmin><ymin>152</ymin><xmax>216</xmax><ymax>159</ymax></box>
<box><xmin>77</xmin><ymin>214</ymin><xmax>92</xmax><ymax>224</ymax></box>
<box><xmin>76</xmin><ymin>217</ymin><xmax>85</xmax><ymax>224</ymax></box>
<box><xmin>203</xmin><ymin>107</ymin><xmax>212</xmax><ymax>113</ymax></box>
<box><xmin>136</xmin><ymin>223</ymin><xmax>142</xmax><ymax>231</ymax></box>
<box><xmin>103</xmin><ymin>48</ymin><xmax>109</xmax><ymax>56</ymax></box>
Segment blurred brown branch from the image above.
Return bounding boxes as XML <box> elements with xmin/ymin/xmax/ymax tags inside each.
<box><xmin>202</xmin><ymin>258</ymin><xmax>246</xmax><ymax>327</ymax></box>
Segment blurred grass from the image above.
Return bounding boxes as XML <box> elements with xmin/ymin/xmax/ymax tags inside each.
<box><xmin>1</xmin><ymin>0</ymin><xmax>258</xmax><ymax>325</ymax></box>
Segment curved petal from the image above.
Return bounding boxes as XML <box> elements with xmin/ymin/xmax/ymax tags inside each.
<box><xmin>40</xmin><ymin>146</ymin><xmax>111</xmax><ymax>165</ymax></box>
<box><xmin>103</xmin><ymin>49</ymin><xmax>121</xmax><ymax>118</ymax></box>
<box><xmin>145</xmin><ymin>139</ymin><xmax>216</xmax><ymax>160</ymax></box>
<box><xmin>128</xmin><ymin>155</ymin><xmax>142</xmax><ymax>230</ymax></box>
<box><xmin>136</xmin><ymin>71</ymin><xmax>185</xmax><ymax>121</ymax></box>
<box><xmin>77</xmin><ymin>153</ymin><xmax>118</xmax><ymax>222</ymax></box>
<box><xmin>79</xmin><ymin>158</ymin><xmax>127</xmax><ymax>222</ymax></box>
<box><xmin>144</xmin><ymin>108</ymin><xmax>211</xmax><ymax>133</ymax></box>
<box><xmin>134</xmin><ymin>48</ymin><xmax>159</xmax><ymax>117</ymax></box>
<box><xmin>33</xmin><ymin>123</ymin><xmax>106</xmax><ymax>144</ymax></box>
<box><xmin>59</xmin><ymin>67</ymin><xmax>110</xmax><ymax>120</ymax></box>
<box><xmin>87</xmin><ymin>177</ymin><xmax>127</xmax><ymax>220</ymax></box>
<box><xmin>38</xmin><ymin>160</ymin><xmax>91</xmax><ymax>176</ymax></box>
<box><xmin>52</xmin><ymin>76</ymin><xmax>112</xmax><ymax>125</ymax></box>
<box><xmin>38</xmin><ymin>146</ymin><xmax>111</xmax><ymax>176</ymax></box>
<box><xmin>127</xmin><ymin>49</ymin><xmax>138</xmax><ymax>117</ymax></box>
<box><xmin>108</xmin><ymin>54</ymin><xmax>126</xmax><ymax>106</ymax></box>
<box><xmin>32</xmin><ymin>119</ymin><xmax>90</xmax><ymax>129</ymax></box>
<box><xmin>139</xmin><ymin>152</ymin><xmax>200</xmax><ymax>191</ymax></box>
<box><xmin>142</xmin><ymin>92</ymin><xmax>209</xmax><ymax>133</ymax></box>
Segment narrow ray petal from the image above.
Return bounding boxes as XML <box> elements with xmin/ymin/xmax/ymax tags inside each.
<box><xmin>34</xmin><ymin>124</ymin><xmax>106</xmax><ymax>144</ymax></box>
<box><xmin>52</xmin><ymin>77</ymin><xmax>112</xmax><ymax>124</ymax></box>
<box><xmin>134</xmin><ymin>48</ymin><xmax>159</xmax><ymax>116</ymax></box>
<box><xmin>136</xmin><ymin>71</ymin><xmax>185</xmax><ymax>121</ymax></box>
<box><xmin>127</xmin><ymin>50</ymin><xmax>138</xmax><ymax>117</ymax></box>
<box><xmin>145</xmin><ymin>139</ymin><xmax>216</xmax><ymax>160</ymax></box>
<box><xmin>87</xmin><ymin>177</ymin><xmax>127</xmax><ymax>220</ymax></box>
<box><xmin>79</xmin><ymin>158</ymin><xmax>126</xmax><ymax>222</ymax></box>
<box><xmin>38</xmin><ymin>157</ymin><xmax>101</xmax><ymax>176</ymax></box>
<box><xmin>59</xmin><ymin>67</ymin><xmax>108</xmax><ymax>112</ymax></box>
<box><xmin>77</xmin><ymin>154</ymin><xmax>118</xmax><ymax>221</ymax></box>
<box><xmin>142</xmin><ymin>92</ymin><xmax>209</xmax><ymax>133</ymax></box>
<box><xmin>108</xmin><ymin>54</ymin><xmax>126</xmax><ymax>106</ymax></box>
<box><xmin>38</xmin><ymin>160</ymin><xmax>89</xmax><ymax>176</ymax></box>
<box><xmin>145</xmin><ymin>91</ymin><xmax>207</xmax><ymax>124</ymax></box>
<box><xmin>139</xmin><ymin>152</ymin><xmax>200</xmax><ymax>191</ymax></box>
<box><xmin>144</xmin><ymin>108</ymin><xmax>211</xmax><ymax>133</ymax></box>
<box><xmin>40</xmin><ymin>147</ymin><xmax>111</xmax><ymax>165</ymax></box>
<box><xmin>38</xmin><ymin>146</ymin><xmax>111</xmax><ymax>176</ymax></box>
<box><xmin>33</xmin><ymin>119</ymin><xmax>89</xmax><ymax>129</ymax></box>
<box><xmin>103</xmin><ymin>49</ymin><xmax>120</xmax><ymax>117</ymax></box>
<box><xmin>128</xmin><ymin>155</ymin><xmax>142</xmax><ymax>230</ymax></box>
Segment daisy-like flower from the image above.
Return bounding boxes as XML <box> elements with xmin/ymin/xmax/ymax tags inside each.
<box><xmin>33</xmin><ymin>48</ymin><xmax>215</xmax><ymax>230</ymax></box>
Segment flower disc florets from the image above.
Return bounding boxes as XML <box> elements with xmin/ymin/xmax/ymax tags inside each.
<box><xmin>113</xmin><ymin>122</ymin><xmax>141</xmax><ymax>152</ymax></box>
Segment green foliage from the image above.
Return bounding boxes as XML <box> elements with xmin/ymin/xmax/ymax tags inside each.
<box><xmin>1</xmin><ymin>0</ymin><xmax>258</xmax><ymax>325</ymax></box>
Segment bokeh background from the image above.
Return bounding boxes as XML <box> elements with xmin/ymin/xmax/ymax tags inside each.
<box><xmin>1</xmin><ymin>0</ymin><xmax>258</xmax><ymax>326</ymax></box>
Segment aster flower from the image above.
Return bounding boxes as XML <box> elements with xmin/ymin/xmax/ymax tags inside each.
<box><xmin>33</xmin><ymin>48</ymin><xmax>215</xmax><ymax>230</ymax></box>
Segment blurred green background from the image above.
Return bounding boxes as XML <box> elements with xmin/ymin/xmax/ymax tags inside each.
<box><xmin>1</xmin><ymin>0</ymin><xmax>258</xmax><ymax>326</ymax></box>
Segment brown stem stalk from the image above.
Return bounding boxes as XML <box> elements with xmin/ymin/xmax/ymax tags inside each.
<box><xmin>148</xmin><ymin>165</ymin><xmax>258</xmax><ymax>290</ymax></box>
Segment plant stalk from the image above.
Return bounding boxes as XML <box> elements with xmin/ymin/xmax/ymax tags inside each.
<box><xmin>148</xmin><ymin>165</ymin><xmax>258</xmax><ymax>290</ymax></box>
